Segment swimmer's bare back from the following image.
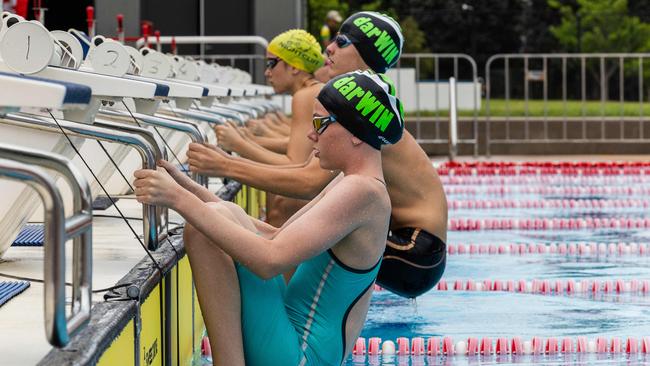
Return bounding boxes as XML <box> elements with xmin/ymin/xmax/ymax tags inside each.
<box><xmin>381</xmin><ymin>130</ymin><xmax>448</xmax><ymax>241</ymax></box>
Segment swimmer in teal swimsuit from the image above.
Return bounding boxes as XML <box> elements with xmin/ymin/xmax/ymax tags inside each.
<box><xmin>133</xmin><ymin>70</ymin><xmax>404</xmax><ymax>365</ymax></box>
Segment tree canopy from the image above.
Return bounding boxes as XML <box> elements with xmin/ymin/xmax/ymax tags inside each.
<box><xmin>549</xmin><ymin>0</ymin><xmax>650</xmax><ymax>53</ymax></box>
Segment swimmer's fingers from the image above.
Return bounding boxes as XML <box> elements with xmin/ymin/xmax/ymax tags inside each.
<box><xmin>157</xmin><ymin>159</ymin><xmax>177</xmax><ymax>172</ymax></box>
<box><xmin>133</xmin><ymin>168</ymin><xmax>157</xmax><ymax>179</ymax></box>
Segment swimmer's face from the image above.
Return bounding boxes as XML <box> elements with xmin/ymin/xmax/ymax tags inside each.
<box><xmin>264</xmin><ymin>51</ymin><xmax>292</xmax><ymax>93</ymax></box>
<box><xmin>324</xmin><ymin>36</ymin><xmax>370</xmax><ymax>79</ymax></box>
<box><xmin>309</xmin><ymin>100</ymin><xmax>349</xmax><ymax>170</ymax></box>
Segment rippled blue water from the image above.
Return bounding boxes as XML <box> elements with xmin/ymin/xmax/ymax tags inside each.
<box><xmin>345</xmin><ymin>169</ymin><xmax>650</xmax><ymax>365</ymax></box>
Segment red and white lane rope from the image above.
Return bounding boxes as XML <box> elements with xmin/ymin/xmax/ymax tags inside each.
<box><xmin>448</xmin><ymin>199</ymin><xmax>650</xmax><ymax>210</ymax></box>
<box><xmin>448</xmin><ymin>217</ymin><xmax>650</xmax><ymax>231</ymax></box>
<box><xmin>440</xmin><ymin>175</ymin><xmax>650</xmax><ymax>185</ymax></box>
<box><xmin>373</xmin><ymin>278</ymin><xmax>650</xmax><ymax>294</ymax></box>
<box><xmin>447</xmin><ymin>242</ymin><xmax>650</xmax><ymax>256</ymax></box>
<box><xmin>437</xmin><ymin>167</ymin><xmax>650</xmax><ymax>176</ymax></box>
<box><xmin>426</xmin><ymin>278</ymin><xmax>650</xmax><ymax>294</ymax></box>
<box><xmin>440</xmin><ymin>161</ymin><xmax>650</xmax><ymax>168</ymax></box>
<box><xmin>352</xmin><ymin>335</ymin><xmax>650</xmax><ymax>356</ymax></box>
<box><xmin>444</xmin><ymin>185</ymin><xmax>650</xmax><ymax>196</ymax></box>
<box><xmin>436</xmin><ymin>161</ymin><xmax>650</xmax><ymax>177</ymax></box>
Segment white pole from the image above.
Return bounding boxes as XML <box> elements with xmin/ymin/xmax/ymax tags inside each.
<box><xmin>449</xmin><ymin>77</ymin><xmax>458</xmax><ymax>160</ymax></box>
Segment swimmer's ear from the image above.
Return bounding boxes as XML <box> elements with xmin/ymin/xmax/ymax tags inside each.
<box><xmin>351</xmin><ymin>136</ymin><xmax>364</xmax><ymax>147</ymax></box>
<box><xmin>289</xmin><ymin>65</ymin><xmax>301</xmax><ymax>75</ymax></box>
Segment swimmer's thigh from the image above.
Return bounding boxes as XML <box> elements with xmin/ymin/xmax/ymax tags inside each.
<box><xmin>236</xmin><ymin>264</ymin><xmax>303</xmax><ymax>366</ymax></box>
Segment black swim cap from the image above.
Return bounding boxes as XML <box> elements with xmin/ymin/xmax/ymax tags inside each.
<box><xmin>339</xmin><ymin>12</ymin><xmax>404</xmax><ymax>73</ymax></box>
<box><xmin>317</xmin><ymin>70</ymin><xmax>404</xmax><ymax>150</ymax></box>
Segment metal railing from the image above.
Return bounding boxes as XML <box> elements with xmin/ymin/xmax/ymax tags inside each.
<box><xmin>0</xmin><ymin>113</ymin><xmax>166</xmax><ymax>250</ymax></box>
<box><xmin>485</xmin><ymin>53</ymin><xmax>650</xmax><ymax>156</ymax></box>
<box><xmin>392</xmin><ymin>53</ymin><xmax>479</xmax><ymax>156</ymax></box>
<box><xmin>0</xmin><ymin>144</ymin><xmax>93</xmax><ymax>347</ymax></box>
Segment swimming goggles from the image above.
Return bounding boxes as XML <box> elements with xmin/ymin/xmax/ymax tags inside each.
<box><xmin>265</xmin><ymin>57</ymin><xmax>281</xmax><ymax>70</ymax></box>
<box><xmin>313</xmin><ymin>115</ymin><xmax>336</xmax><ymax>134</ymax></box>
<box><xmin>333</xmin><ymin>34</ymin><xmax>353</xmax><ymax>49</ymax></box>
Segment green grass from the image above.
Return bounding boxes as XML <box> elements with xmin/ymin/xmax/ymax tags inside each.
<box><xmin>407</xmin><ymin>99</ymin><xmax>650</xmax><ymax>117</ymax></box>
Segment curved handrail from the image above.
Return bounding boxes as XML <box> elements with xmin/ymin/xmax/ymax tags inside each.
<box><xmin>1</xmin><ymin>113</ymin><xmax>165</xmax><ymax>250</ymax></box>
<box><xmin>166</xmin><ymin>107</ymin><xmax>229</xmax><ymax>125</ymax></box>
<box><xmin>196</xmin><ymin>105</ymin><xmax>247</xmax><ymax>125</ymax></box>
<box><xmin>135</xmin><ymin>35</ymin><xmax>269</xmax><ymax>50</ymax></box>
<box><xmin>0</xmin><ymin>145</ymin><xmax>92</xmax><ymax>347</ymax></box>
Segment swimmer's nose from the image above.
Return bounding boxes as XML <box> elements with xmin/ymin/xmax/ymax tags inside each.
<box><xmin>307</xmin><ymin>129</ymin><xmax>318</xmax><ymax>142</ymax></box>
<box><xmin>326</xmin><ymin>42</ymin><xmax>335</xmax><ymax>56</ymax></box>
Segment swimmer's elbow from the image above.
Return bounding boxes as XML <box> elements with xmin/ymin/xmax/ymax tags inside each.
<box><xmin>252</xmin><ymin>252</ymin><xmax>285</xmax><ymax>280</ymax></box>
<box><xmin>297</xmin><ymin>184</ymin><xmax>320</xmax><ymax>200</ymax></box>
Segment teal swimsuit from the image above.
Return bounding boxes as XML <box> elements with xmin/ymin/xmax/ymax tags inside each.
<box><xmin>236</xmin><ymin>249</ymin><xmax>381</xmax><ymax>365</ymax></box>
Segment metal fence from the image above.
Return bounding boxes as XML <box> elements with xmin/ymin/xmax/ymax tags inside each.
<box><xmin>485</xmin><ymin>53</ymin><xmax>650</xmax><ymax>156</ymax></box>
<box><xmin>392</xmin><ymin>53</ymin><xmax>479</xmax><ymax>156</ymax></box>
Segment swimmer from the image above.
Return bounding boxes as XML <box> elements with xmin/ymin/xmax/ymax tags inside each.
<box><xmin>187</xmin><ymin>12</ymin><xmax>448</xmax><ymax>298</ymax></box>
<box><xmin>215</xmin><ymin>29</ymin><xmax>322</xmax><ymax>167</ymax></box>
<box><xmin>133</xmin><ymin>70</ymin><xmax>403</xmax><ymax>366</ymax></box>
<box><xmin>214</xmin><ymin>29</ymin><xmax>324</xmax><ymax>227</ymax></box>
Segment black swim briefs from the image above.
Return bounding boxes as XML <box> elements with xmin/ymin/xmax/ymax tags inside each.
<box><xmin>376</xmin><ymin>227</ymin><xmax>447</xmax><ymax>298</ymax></box>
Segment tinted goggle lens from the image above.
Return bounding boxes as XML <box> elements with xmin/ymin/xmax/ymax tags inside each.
<box><xmin>313</xmin><ymin>115</ymin><xmax>336</xmax><ymax>134</ymax></box>
<box><xmin>266</xmin><ymin>58</ymin><xmax>280</xmax><ymax>69</ymax></box>
<box><xmin>334</xmin><ymin>34</ymin><xmax>353</xmax><ymax>48</ymax></box>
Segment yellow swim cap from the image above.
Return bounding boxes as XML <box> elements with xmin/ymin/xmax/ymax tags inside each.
<box><xmin>268</xmin><ymin>29</ymin><xmax>324</xmax><ymax>73</ymax></box>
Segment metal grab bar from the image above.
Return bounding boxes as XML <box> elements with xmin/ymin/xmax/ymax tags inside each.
<box><xmin>0</xmin><ymin>144</ymin><xmax>92</xmax><ymax>348</ymax></box>
<box><xmin>135</xmin><ymin>35</ymin><xmax>269</xmax><ymax>50</ymax></box>
<box><xmin>212</xmin><ymin>102</ymin><xmax>257</xmax><ymax>119</ymax></box>
<box><xmin>2</xmin><ymin>113</ymin><xmax>164</xmax><ymax>250</ymax></box>
<box><xmin>99</xmin><ymin>109</ymin><xmax>209</xmax><ymax>186</ymax></box>
<box><xmin>195</xmin><ymin>105</ymin><xmax>247</xmax><ymax>125</ymax></box>
<box><xmin>91</xmin><ymin>119</ymin><xmax>168</xmax><ymax>244</ymax></box>
<box><xmin>165</xmin><ymin>107</ymin><xmax>229</xmax><ymax>125</ymax></box>
<box><xmin>448</xmin><ymin>77</ymin><xmax>458</xmax><ymax>160</ymax></box>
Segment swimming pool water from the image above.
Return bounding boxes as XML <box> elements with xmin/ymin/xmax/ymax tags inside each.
<box><xmin>345</xmin><ymin>162</ymin><xmax>650</xmax><ymax>365</ymax></box>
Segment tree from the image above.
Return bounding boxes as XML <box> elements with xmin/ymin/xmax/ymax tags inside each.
<box><xmin>549</xmin><ymin>0</ymin><xmax>650</xmax><ymax>99</ymax></box>
<box><xmin>384</xmin><ymin>0</ymin><xmax>525</xmax><ymax>72</ymax></box>
<box><xmin>519</xmin><ymin>0</ymin><xmax>563</xmax><ymax>53</ymax></box>
<box><xmin>549</xmin><ymin>0</ymin><xmax>650</xmax><ymax>53</ymax></box>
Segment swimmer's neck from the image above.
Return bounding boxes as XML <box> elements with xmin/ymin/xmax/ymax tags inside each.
<box><xmin>339</xmin><ymin>148</ymin><xmax>384</xmax><ymax>182</ymax></box>
<box><xmin>289</xmin><ymin>74</ymin><xmax>319</xmax><ymax>95</ymax></box>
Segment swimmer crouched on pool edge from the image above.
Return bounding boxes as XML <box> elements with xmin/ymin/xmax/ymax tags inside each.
<box><xmin>187</xmin><ymin>11</ymin><xmax>448</xmax><ymax>298</ymax></box>
<box><xmin>133</xmin><ymin>70</ymin><xmax>404</xmax><ymax>366</ymax></box>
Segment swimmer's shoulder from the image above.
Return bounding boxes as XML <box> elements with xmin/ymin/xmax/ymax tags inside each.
<box><xmin>334</xmin><ymin>174</ymin><xmax>390</xmax><ymax>209</ymax></box>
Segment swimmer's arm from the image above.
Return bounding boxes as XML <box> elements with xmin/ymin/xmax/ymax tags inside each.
<box><xmin>272</xmin><ymin>111</ymin><xmax>292</xmax><ymax>127</ymax></box>
<box><xmin>285</xmin><ymin>90</ymin><xmax>319</xmax><ymax>163</ymax></box>
<box><xmin>224</xmin><ymin>157</ymin><xmax>336</xmax><ymax>199</ymax></box>
<box><xmin>231</xmin><ymin>153</ymin><xmax>311</xmax><ymax>169</ymax></box>
<box><xmin>265</xmin><ymin>118</ymin><xmax>290</xmax><ymax>135</ymax></box>
<box><xmin>175</xmin><ymin>176</ymin><xmax>373</xmax><ymax>279</ymax></box>
<box><xmin>247</xmin><ymin>135</ymin><xmax>288</xmax><ymax>154</ymax></box>
<box><xmin>227</xmin><ymin>136</ymin><xmax>295</xmax><ymax>165</ymax></box>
